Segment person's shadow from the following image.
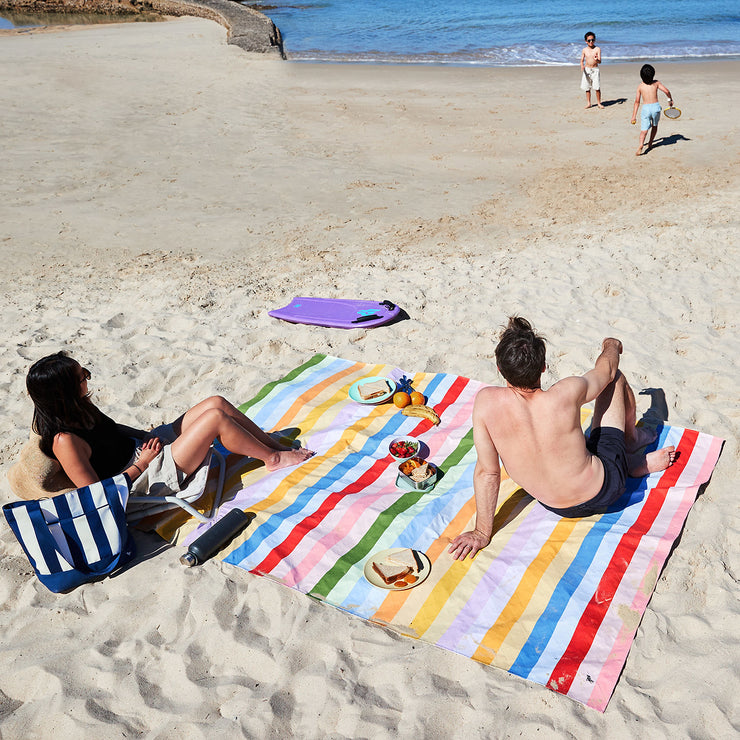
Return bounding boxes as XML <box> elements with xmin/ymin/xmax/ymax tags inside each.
<box><xmin>638</xmin><ymin>388</ymin><xmax>669</xmax><ymax>426</ymax></box>
<box><xmin>645</xmin><ymin>134</ymin><xmax>690</xmax><ymax>152</ymax></box>
<box><xmin>602</xmin><ymin>98</ymin><xmax>627</xmax><ymax>107</ymax></box>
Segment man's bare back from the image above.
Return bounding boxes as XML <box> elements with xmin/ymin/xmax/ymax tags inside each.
<box><xmin>448</xmin><ymin>319</ymin><xmax>676</xmax><ymax>562</ymax></box>
<box><xmin>476</xmin><ymin>379</ymin><xmax>605</xmax><ymax>510</ymax></box>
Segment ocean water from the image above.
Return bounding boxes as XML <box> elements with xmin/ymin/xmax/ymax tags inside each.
<box><xmin>241</xmin><ymin>0</ymin><xmax>740</xmax><ymax>65</ymax></box>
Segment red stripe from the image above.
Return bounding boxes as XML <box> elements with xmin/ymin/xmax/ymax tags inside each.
<box><xmin>250</xmin><ymin>458</ymin><xmax>390</xmax><ymax>574</ymax></box>
<box><xmin>405</xmin><ymin>375</ymin><xmax>472</xmax><ymax>435</ymax></box>
<box><xmin>251</xmin><ymin>375</ymin><xmax>473</xmax><ymax>575</ymax></box>
<box><xmin>547</xmin><ymin>428</ymin><xmax>698</xmax><ymax>695</ymax></box>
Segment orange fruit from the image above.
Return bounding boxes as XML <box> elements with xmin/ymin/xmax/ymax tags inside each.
<box><xmin>393</xmin><ymin>391</ymin><xmax>411</xmax><ymax>408</ymax></box>
<box><xmin>410</xmin><ymin>391</ymin><xmax>425</xmax><ymax>405</ymax></box>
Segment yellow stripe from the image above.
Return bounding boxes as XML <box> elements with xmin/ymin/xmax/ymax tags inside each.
<box><xmin>472</xmin><ymin>516</ymin><xmax>580</xmax><ymax>665</ymax></box>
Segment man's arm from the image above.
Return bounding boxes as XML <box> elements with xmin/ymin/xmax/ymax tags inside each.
<box><xmin>448</xmin><ymin>390</ymin><xmax>501</xmax><ymax>561</ymax></box>
<box><xmin>580</xmin><ymin>48</ymin><xmax>586</xmax><ymax>71</ymax></box>
<box><xmin>594</xmin><ymin>46</ymin><xmax>601</xmax><ymax>64</ymax></box>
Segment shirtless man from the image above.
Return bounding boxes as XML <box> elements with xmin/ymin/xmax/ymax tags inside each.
<box><xmin>580</xmin><ymin>32</ymin><xmax>604</xmax><ymax>109</ymax></box>
<box><xmin>448</xmin><ymin>317</ymin><xmax>676</xmax><ymax>561</ymax></box>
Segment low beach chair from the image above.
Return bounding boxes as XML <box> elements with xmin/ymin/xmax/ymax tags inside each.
<box><xmin>123</xmin><ymin>446</ymin><xmax>226</xmax><ymax>525</ymax></box>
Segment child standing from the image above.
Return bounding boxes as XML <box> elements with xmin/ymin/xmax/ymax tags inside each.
<box><xmin>631</xmin><ymin>64</ymin><xmax>674</xmax><ymax>156</ymax></box>
<box><xmin>580</xmin><ymin>32</ymin><xmax>603</xmax><ymax>109</ymax></box>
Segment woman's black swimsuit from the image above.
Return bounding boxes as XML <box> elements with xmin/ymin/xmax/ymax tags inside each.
<box><xmin>65</xmin><ymin>411</ymin><xmax>135</xmax><ymax>480</ymax></box>
<box><xmin>540</xmin><ymin>426</ymin><xmax>628</xmax><ymax>518</ymax></box>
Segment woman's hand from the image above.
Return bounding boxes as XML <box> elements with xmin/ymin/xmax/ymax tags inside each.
<box><xmin>137</xmin><ymin>437</ymin><xmax>163</xmax><ymax>469</ymax></box>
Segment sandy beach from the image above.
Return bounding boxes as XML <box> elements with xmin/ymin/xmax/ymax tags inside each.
<box><xmin>1</xmin><ymin>16</ymin><xmax>738</xmax><ymax>736</ymax></box>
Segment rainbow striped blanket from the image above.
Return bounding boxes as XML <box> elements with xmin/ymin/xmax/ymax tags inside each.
<box><xmin>157</xmin><ymin>355</ymin><xmax>723</xmax><ymax>711</ymax></box>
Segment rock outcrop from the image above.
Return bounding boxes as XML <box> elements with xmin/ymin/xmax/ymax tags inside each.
<box><xmin>0</xmin><ymin>0</ymin><xmax>285</xmax><ymax>56</ymax></box>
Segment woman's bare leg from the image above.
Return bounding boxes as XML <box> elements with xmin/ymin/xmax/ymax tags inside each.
<box><xmin>170</xmin><ymin>397</ymin><xmax>313</xmax><ymax>475</ymax></box>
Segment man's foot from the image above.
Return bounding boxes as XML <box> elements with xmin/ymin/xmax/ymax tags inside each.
<box><xmin>628</xmin><ymin>446</ymin><xmax>676</xmax><ymax>477</ymax></box>
<box><xmin>646</xmin><ymin>446</ymin><xmax>676</xmax><ymax>473</ymax></box>
<box><xmin>626</xmin><ymin>425</ymin><xmax>658</xmax><ymax>453</ymax></box>
<box><xmin>585</xmin><ymin>103</ymin><xmax>592</xmax><ymax>109</ymax></box>
<box><xmin>635</xmin><ymin>147</ymin><xmax>644</xmax><ymax>156</ymax></box>
<box><xmin>597</xmin><ymin>103</ymin><xmax>605</xmax><ymax>109</ymax></box>
<box><xmin>265</xmin><ymin>447</ymin><xmax>315</xmax><ymax>471</ymax></box>
<box><xmin>627</xmin><ymin>446</ymin><xmax>676</xmax><ymax>478</ymax></box>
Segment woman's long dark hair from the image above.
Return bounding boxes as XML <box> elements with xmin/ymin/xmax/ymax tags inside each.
<box><xmin>26</xmin><ymin>352</ymin><xmax>98</xmax><ymax>458</ymax></box>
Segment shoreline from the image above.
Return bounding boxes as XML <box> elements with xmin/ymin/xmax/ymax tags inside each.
<box><xmin>1</xmin><ymin>17</ymin><xmax>738</xmax><ymax>737</ymax></box>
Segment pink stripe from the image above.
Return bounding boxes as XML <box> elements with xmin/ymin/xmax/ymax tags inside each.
<box><xmin>580</xmin><ymin>432</ymin><xmax>722</xmax><ymax>709</ymax></box>
<box><xmin>279</xmin><ymin>376</ymin><xmax>481</xmax><ymax>587</ymax></box>
<box><xmin>585</xmin><ymin>484</ymin><xmax>699</xmax><ymax>710</ymax></box>
<box><xmin>279</xmin><ymin>481</ymin><xmax>402</xmax><ymax>587</ymax></box>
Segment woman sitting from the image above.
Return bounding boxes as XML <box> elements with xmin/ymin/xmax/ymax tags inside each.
<box><xmin>26</xmin><ymin>352</ymin><xmax>314</xmax><ymax>493</ymax></box>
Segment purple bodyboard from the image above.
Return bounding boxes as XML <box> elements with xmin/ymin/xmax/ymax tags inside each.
<box><xmin>268</xmin><ymin>297</ymin><xmax>401</xmax><ymax>329</ymax></box>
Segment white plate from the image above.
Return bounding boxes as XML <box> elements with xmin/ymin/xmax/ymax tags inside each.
<box><xmin>348</xmin><ymin>376</ymin><xmax>396</xmax><ymax>405</ymax></box>
<box><xmin>363</xmin><ymin>548</ymin><xmax>432</xmax><ymax>591</ymax></box>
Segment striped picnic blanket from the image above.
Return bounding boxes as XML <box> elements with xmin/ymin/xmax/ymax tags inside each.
<box><xmin>159</xmin><ymin>354</ymin><xmax>723</xmax><ymax>711</ymax></box>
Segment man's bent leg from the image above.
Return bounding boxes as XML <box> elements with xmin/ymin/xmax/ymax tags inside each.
<box><xmin>593</xmin><ymin>371</ymin><xmax>655</xmax><ymax>451</ymax></box>
<box><xmin>593</xmin><ymin>371</ymin><xmax>675</xmax><ymax>475</ymax></box>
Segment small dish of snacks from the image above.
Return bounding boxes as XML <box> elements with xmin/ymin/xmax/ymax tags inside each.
<box><xmin>364</xmin><ymin>547</ymin><xmax>431</xmax><ymax>590</ymax></box>
<box><xmin>389</xmin><ymin>437</ymin><xmax>420</xmax><ymax>460</ymax></box>
<box><xmin>397</xmin><ymin>457</ymin><xmax>438</xmax><ymax>491</ymax></box>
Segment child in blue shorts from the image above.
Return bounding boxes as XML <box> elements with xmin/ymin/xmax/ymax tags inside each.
<box><xmin>631</xmin><ymin>64</ymin><xmax>674</xmax><ymax>156</ymax></box>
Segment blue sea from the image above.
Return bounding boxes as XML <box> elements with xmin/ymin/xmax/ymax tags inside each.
<box><xmin>240</xmin><ymin>0</ymin><xmax>740</xmax><ymax>65</ymax></box>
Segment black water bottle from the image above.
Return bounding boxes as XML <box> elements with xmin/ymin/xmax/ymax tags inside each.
<box><xmin>180</xmin><ymin>509</ymin><xmax>254</xmax><ymax>567</ymax></box>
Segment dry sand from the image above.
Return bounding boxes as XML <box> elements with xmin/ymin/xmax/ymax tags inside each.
<box><xmin>0</xmin><ymin>17</ymin><xmax>738</xmax><ymax>737</ymax></box>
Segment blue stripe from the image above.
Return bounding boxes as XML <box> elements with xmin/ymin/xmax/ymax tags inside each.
<box><xmin>250</xmin><ymin>357</ymin><xmax>353</xmax><ymax>429</ymax></box>
<box><xmin>507</xmin><ymin>476</ymin><xmax>646</xmax><ymax>679</ymax></box>
<box><xmin>224</xmin><ymin>370</ymin><xmax>457</xmax><ymax>569</ymax></box>
<box><xmin>223</xmin><ymin>407</ymin><xmax>416</xmax><ymax>567</ymax></box>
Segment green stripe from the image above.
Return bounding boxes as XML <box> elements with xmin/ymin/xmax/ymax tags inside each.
<box><xmin>310</xmin><ymin>489</ymin><xmax>428</xmax><ymax>599</ymax></box>
<box><xmin>310</xmin><ymin>427</ymin><xmax>476</xmax><ymax>599</ymax></box>
<box><xmin>238</xmin><ymin>354</ymin><xmax>327</xmax><ymax>415</ymax></box>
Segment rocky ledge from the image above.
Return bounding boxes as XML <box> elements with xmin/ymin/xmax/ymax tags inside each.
<box><xmin>0</xmin><ymin>0</ymin><xmax>285</xmax><ymax>56</ymax></box>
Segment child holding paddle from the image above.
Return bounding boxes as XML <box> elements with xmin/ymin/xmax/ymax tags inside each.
<box><xmin>631</xmin><ymin>64</ymin><xmax>675</xmax><ymax>156</ymax></box>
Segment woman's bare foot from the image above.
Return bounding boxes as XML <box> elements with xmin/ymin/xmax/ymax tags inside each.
<box><xmin>628</xmin><ymin>445</ymin><xmax>676</xmax><ymax>477</ymax></box>
<box><xmin>265</xmin><ymin>447</ymin><xmax>315</xmax><ymax>471</ymax></box>
<box><xmin>626</xmin><ymin>425</ymin><xmax>658</xmax><ymax>453</ymax></box>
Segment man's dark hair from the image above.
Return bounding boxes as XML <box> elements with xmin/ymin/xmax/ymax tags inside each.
<box><xmin>494</xmin><ymin>317</ymin><xmax>546</xmax><ymax>390</ymax></box>
<box><xmin>640</xmin><ymin>64</ymin><xmax>655</xmax><ymax>84</ymax></box>
<box><xmin>584</xmin><ymin>32</ymin><xmax>595</xmax><ymax>42</ymax></box>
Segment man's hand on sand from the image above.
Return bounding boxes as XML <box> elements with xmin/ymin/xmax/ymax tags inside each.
<box><xmin>448</xmin><ymin>530</ymin><xmax>491</xmax><ymax>561</ymax></box>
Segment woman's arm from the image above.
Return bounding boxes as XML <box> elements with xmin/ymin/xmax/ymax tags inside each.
<box><xmin>53</xmin><ymin>432</ymin><xmax>162</xmax><ymax>488</ymax></box>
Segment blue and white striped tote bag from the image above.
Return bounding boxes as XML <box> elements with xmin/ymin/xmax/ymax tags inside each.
<box><xmin>3</xmin><ymin>475</ymin><xmax>135</xmax><ymax>593</ymax></box>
